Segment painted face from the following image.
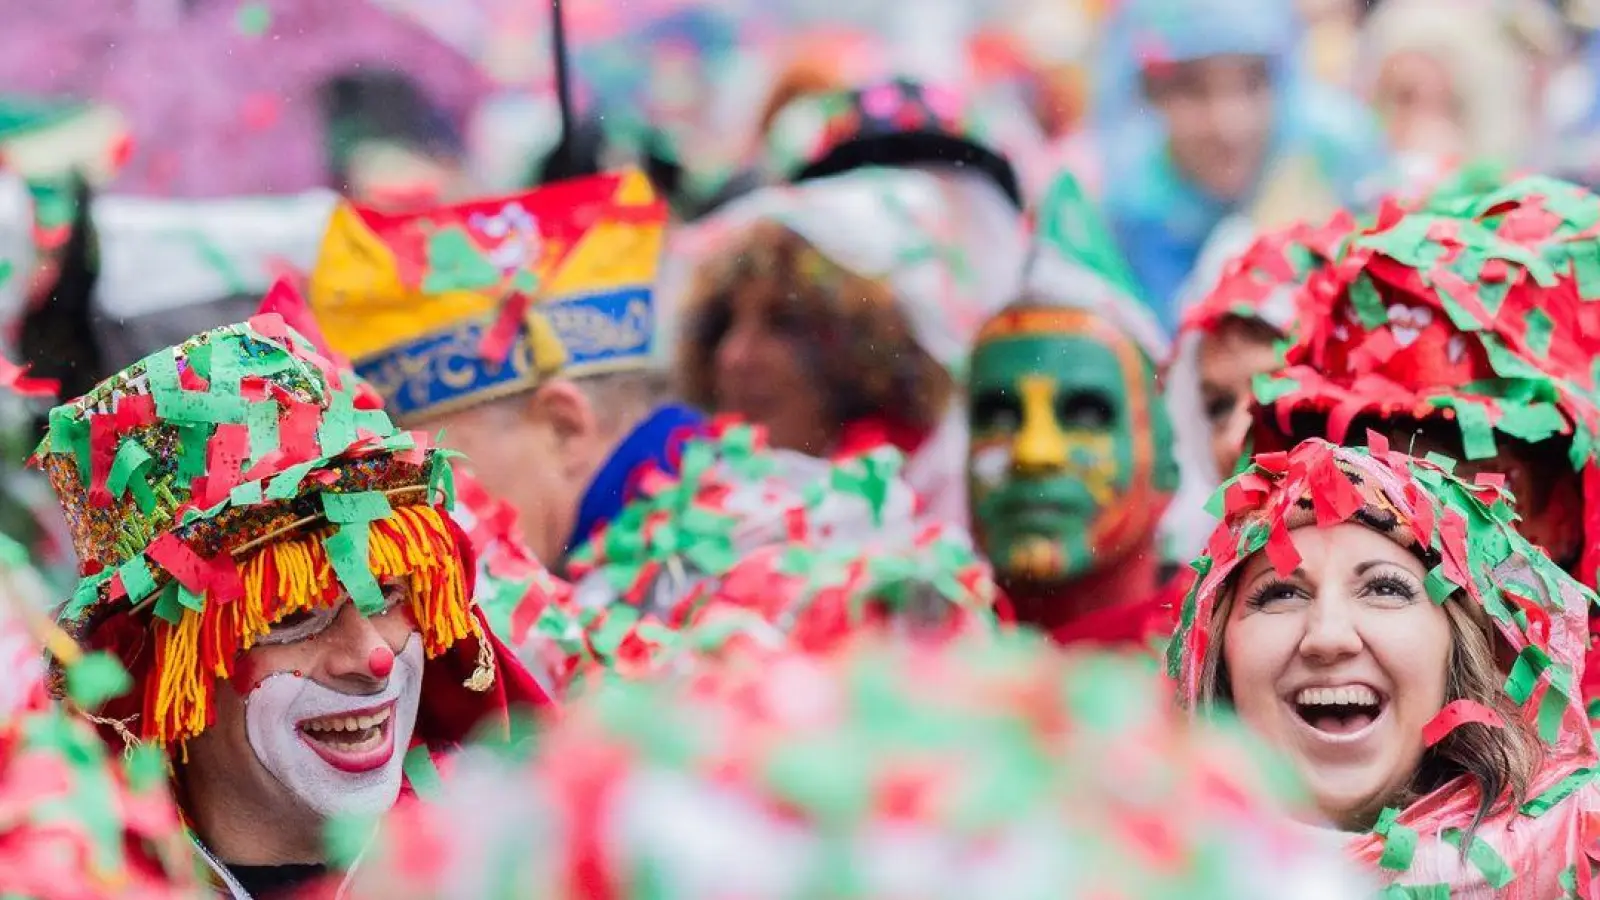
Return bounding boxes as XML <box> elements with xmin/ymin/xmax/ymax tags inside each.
<box><xmin>183</xmin><ymin>584</ymin><xmax>424</xmax><ymax>833</ymax></box>
<box><xmin>1223</xmin><ymin>523</ymin><xmax>1450</xmax><ymax>830</ymax></box>
<box><xmin>1147</xmin><ymin>55</ymin><xmax>1275</xmax><ymax>202</ymax></box>
<box><xmin>967</xmin><ymin>307</ymin><xmax>1174</xmax><ymax>586</ymax></box>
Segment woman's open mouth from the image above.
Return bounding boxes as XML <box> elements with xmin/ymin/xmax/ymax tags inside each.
<box><xmin>1289</xmin><ymin>685</ymin><xmax>1387</xmax><ymax>741</ymax></box>
<box><xmin>297</xmin><ymin>701</ymin><xmax>396</xmax><ymax>773</ymax></box>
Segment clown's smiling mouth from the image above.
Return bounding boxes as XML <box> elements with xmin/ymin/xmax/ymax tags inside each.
<box><xmin>297</xmin><ymin>702</ymin><xmax>396</xmax><ymax>773</ymax></box>
<box><xmin>1291</xmin><ymin>685</ymin><xmax>1386</xmax><ymax>737</ymax></box>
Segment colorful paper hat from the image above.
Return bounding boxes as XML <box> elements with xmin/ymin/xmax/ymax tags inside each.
<box><xmin>764</xmin><ymin>77</ymin><xmax>1024</xmax><ymax>208</ymax></box>
<box><xmin>29</xmin><ymin>313</ymin><xmax>511</xmax><ymax>746</ymax></box>
<box><xmin>343</xmin><ymin>632</ymin><xmax>1369</xmax><ymax>899</ymax></box>
<box><xmin>1252</xmin><ymin>177</ymin><xmax>1600</xmax><ymax>583</ymax></box>
<box><xmin>1169</xmin><ymin>438</ymin><xmax>1599</xmax><ymax>896</ymax></box>
<box><xmin>309</xmin><ymin>172</ymin><xmax>669</xmax><ymax>422</ymax></box>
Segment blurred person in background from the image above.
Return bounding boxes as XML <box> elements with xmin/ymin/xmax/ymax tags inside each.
<box><xmin>673</xmin><ymin>79</ymin><xmax>1031</xmax><ymax>524</ymax></box>
<box><xmin>1093</xmin><ymin>0</ymin><xmax>1382</xmax><ymax>329</ymax></box>
<box><xmin>317</xmin><ymin>69</ymin><xmax>470</xmax><ymax>210</ymax></box>
<box><xmin>1360</xmin><ymin>0</ymin><xmax>1564</xmax><ymax>168</ymax></box>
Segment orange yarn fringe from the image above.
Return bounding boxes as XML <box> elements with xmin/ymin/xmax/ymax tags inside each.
<box><xmin>146</xmin><ymin>504</ymin><xmax>477</xmax><ymax>749</ymax></box>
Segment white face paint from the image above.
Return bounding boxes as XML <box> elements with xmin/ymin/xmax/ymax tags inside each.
<box><xmin>243</xmin><ymin>636</ymin><xmax>425</xmax><ymax>819</ymax></box>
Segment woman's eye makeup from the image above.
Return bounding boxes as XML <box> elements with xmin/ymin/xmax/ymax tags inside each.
<box><xmin>1360</xmin><ymin>571</ymin><xmax>1419</xmax><ymax>602</ymax></box>
<box><xmin>1244</xmin><ymin>578</ymin><xmax>1304</xmax><ymax>609</ymax></box>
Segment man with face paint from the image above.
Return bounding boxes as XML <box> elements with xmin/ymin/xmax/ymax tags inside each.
<box><xmin>966</xmin><ymin>255</ymin><xmax>1183</xmax><ymax>648</ymax></box>
<box><xmin>32</xmin><ymin>312</ymin><xmax>547</xmax><ymax>898</ymax></box>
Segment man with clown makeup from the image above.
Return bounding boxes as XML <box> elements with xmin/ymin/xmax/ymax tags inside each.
<box><xmin>965</xmin><ymin>252</ymin><xmax>1185</xmax><ymax>649</ymax></box>
<box><xmin>31</xmin><ymin>314</ymin><xmax>547</xmax><ymax>898</ymax></box>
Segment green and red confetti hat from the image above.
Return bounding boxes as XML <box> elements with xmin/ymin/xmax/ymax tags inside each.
<box><xmin>341</xmin><ymin>631</ymin><xmax>1369</xmax><ymax>899</ymax></box>
<box><xmin>1169</xmin><ymin>438</ymin><xmax>1600</xmax><ymax>895</ymax></box>
<box><xmin>1251</xmin><ymin>176</ymin><xmax>1600</xmax><ymax>588</ymax></box>
<box><xmin>30</xmin><ymin>313</ymin><xmax>545</xmax><ymax>750</ymax></box>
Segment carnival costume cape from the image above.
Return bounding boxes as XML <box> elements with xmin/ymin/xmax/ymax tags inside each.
<box><xmin>30</xmin><ymin>315</ymin><xmax>546</xmax><ymax>759</ymax></box>
<box><xmin>1170</xmin><ymin>438</ymin><xmax>1600</xmax><ymax>895</ymax></box>
<box><xmin>342</xmin><ymin>629</ymin><xmax>1371</xmax><ymax>898</ymax></box>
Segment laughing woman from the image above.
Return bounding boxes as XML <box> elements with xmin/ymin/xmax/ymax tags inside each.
<box><xmin>1169</xmin><ymin>438</ymin><xmax>1600</xmax><ymax>894</ymax></box>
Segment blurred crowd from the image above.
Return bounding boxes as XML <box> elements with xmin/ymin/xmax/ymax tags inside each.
<box><xmin>9</xmin><ymin>0</ymin><xmax>1600</xmax><ymax>898</ymax></box>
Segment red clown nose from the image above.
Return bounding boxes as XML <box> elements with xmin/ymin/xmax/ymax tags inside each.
<box><xmin>368</xmin><ymin>646</ymin><xmax>395</xmax><ymax>679</ymax></box>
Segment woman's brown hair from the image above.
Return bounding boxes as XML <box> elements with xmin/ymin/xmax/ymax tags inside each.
<box><xmin>1196</xmin><ymin>571</ymin><xmax>1542</xmax><ymax>844</ymax></box>
<box><xmin>678</xmin><ymin>220</ymin><xmax>953</xmax><ymax>437</ymax></box>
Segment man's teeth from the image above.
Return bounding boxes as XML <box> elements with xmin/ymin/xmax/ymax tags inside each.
<box><xmin>301</xmin><ymin>707</ymin><xmax>392</xmax><ymax>734</ymax></box>
<box><xmin>1295</xmin><ymin>686</ymin><xmax>1379</xmax><ymax>707</ymax></box>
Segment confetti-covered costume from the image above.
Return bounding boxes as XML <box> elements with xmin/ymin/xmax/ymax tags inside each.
<box><xmin>1250</xmin><ymin>176</ymin><xmax>1600</xmax><ymax>716</ymax></box>
<box><xmin>0</xmin><ymin>532</ymin><xmax>200</xmax><ymax>899</ymax></box>
<box><xmin>536</xmin><ymin>422</ymin><xmax>997</xmax><ymax>690</ymax></box>
<box><xmin>1170</xmin><ymin>439</ymin><xmax>1600</xmax><ymax>895</ymax></box>
<box><xmin>342</xmin><ymin>630</ymin><xmax>1371</xmax><ymax>899</ymax></box>
<box><xmin>28</xmin><ymin>315</ymin><xmax>548</xmax><ymax>892</ymax></box>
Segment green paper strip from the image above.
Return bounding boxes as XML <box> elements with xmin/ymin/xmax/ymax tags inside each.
<box><xmin>64</xmin><ymin>651</ymin><xmax>132</xmax><ymax>710</ymax></box>
<box><xmin>123</xmin><ymin>744</ymin><xmax>168</xmax><ymax>793</ymax></box>
<box><xmin>1381</xmin><ymin>884</ymin><xmax>1451</xmax><ymax>900</ymax></box>
<box><xmin>153</xmin><ymin>582</ymin><xmax>184</xmax><ymax>625</ymax></box>
<box><xmin>402</xmin><ymin>745</ymin><xmax>445</xmax><ymax>800</ymax></box>
<box><xmin>177</xmin><ymin>584</ymin><xmax>205</xmax><ymax>613</ymax></box>
<box><xmin>246</xmin><ymin>398</ymin><xmax>280</xmax><ymax>467</ymax></box>
<box><xmin>1349</xmin><ymin>273</ymin><xmax>1388</xmax><ymax>329</ymax></box>
<box><xmin>229</xmin><ymin>482</ymin><xmax>264</xmax><ymax>507</ymax></box>
<box><xmin>325</xmin><ymin>526</ymin><xmax>385</xmax><ymax>615</ymax></box>
<box><xmin>1440</xmin><ymin>829</ymin><xmax>1514</xmax><ymax>889</ymax></box>
<box><xmin>1524</xmin><ymin>307</ymin><xmax>1555</xmax><ymax>358</ymax></box>
<box><xmin>1452</xmin><ymin>402</ymin><xmax>1497</xmax><ymax>461</ymax></box>
<box><xmin>323</xmin><ymin>491</ymin><xmax>392</xmax><ymax>525</ymax></box>
<box><xmin>107</xmin><ymin>439</ymin><xmax>153</xmax><ymax>500</ymax></box>
<box><xmin>117</xmin><ymin>554</ymin><xmax>157</xmax><ymax>604</ymax></box>
<box><xmin>1374</xmin><ymin>807</ymin><xmax>1418</xmax><ymax>871</ymax></box>
<box><xmin>1519</xmin><ymin>766</ymin><xmax>1596</xmax><ymax>817</ymax></box>
<box><xmin>1537</xmin><ymin>685</ymin><xmax>1569</xmax><ymax>745</ymax></box>
<box><xmin>1505</xmin><ymin>644</ymin><xmax>1552</xmax><ymax>704</ymax></box>
<box><xmin>1423</xmin><ymin>564</ymin><xmax>1455</xmax><ymax>605</ymax></box>
<box><xmin>265</xmin><ymin>460</ymin><xmax>318</xmax><ymax>500</ymax></box>
<box><xmin>65</xmin><ymin>569</ymin><xmax>115</xmax><ymax>619</ymax></box>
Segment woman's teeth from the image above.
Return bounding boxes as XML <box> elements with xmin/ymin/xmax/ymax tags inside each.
<box><xmin>1295</xmin><ymin>685</ymin><xmax>1379</xmax><ymax>707</ymax></box>
<box><xmin>1293</xmin><ymin>686</ymin><xmax>1381</xmax><ymax>736</ymax></box>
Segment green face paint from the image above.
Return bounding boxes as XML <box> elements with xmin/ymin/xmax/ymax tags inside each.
<box><xmin>966</xmin><ymin>308</ymin><xmax>1174</xmax><ymax>587</ymax></box>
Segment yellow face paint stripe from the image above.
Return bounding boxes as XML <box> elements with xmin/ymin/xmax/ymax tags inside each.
<box><xmin>1013</xmin><ymin>375</ymin><xmax>1070</xmax><ymax>471</ymax></box>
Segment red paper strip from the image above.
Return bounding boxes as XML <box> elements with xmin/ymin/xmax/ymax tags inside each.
<box><xmin>1264</xmin><ymin>523</ymin><xmax>1302</xmax><ymax>576</ymax></box>
<box><xmin>0</xmin><ymin>354</ymin><xmax>59</xmax><ymax>399</ymax></box>
<box><xmin>206</xmin><ymin>553</ymin><xmax>245</xmax><ymax>604</ymax></box>
<box><xmin>479</xmin><ymin>289</ymin><xmax>530</xmax><ymax>364</ymax></box>
<box><xmin>194</xmin><ymin>423</ymin><xmax>251</xmax><ymax>508</ymax></box>
<box><xmin>112</xmin><ymin>394</ymin><xmax>158</xmax><ymax>432</ymax></box>
<box><xmin>146</xmin><ymin>533</ymin><xmax>211</xmax><ymax>594</ymax></box>
<box><xmin>88</xmin><ymin>416</ymin><xmax>118</xmax><ymax>509</ymax></box>
<box><xmin>278</xmin><ymin>399</ymin><xmax>323</xmax><ymax>464</ymax></box>
<box><xmin>1422</xmin><ymin>699</ymin><xmax>1504</xmax><ymax>747</ymax></box>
